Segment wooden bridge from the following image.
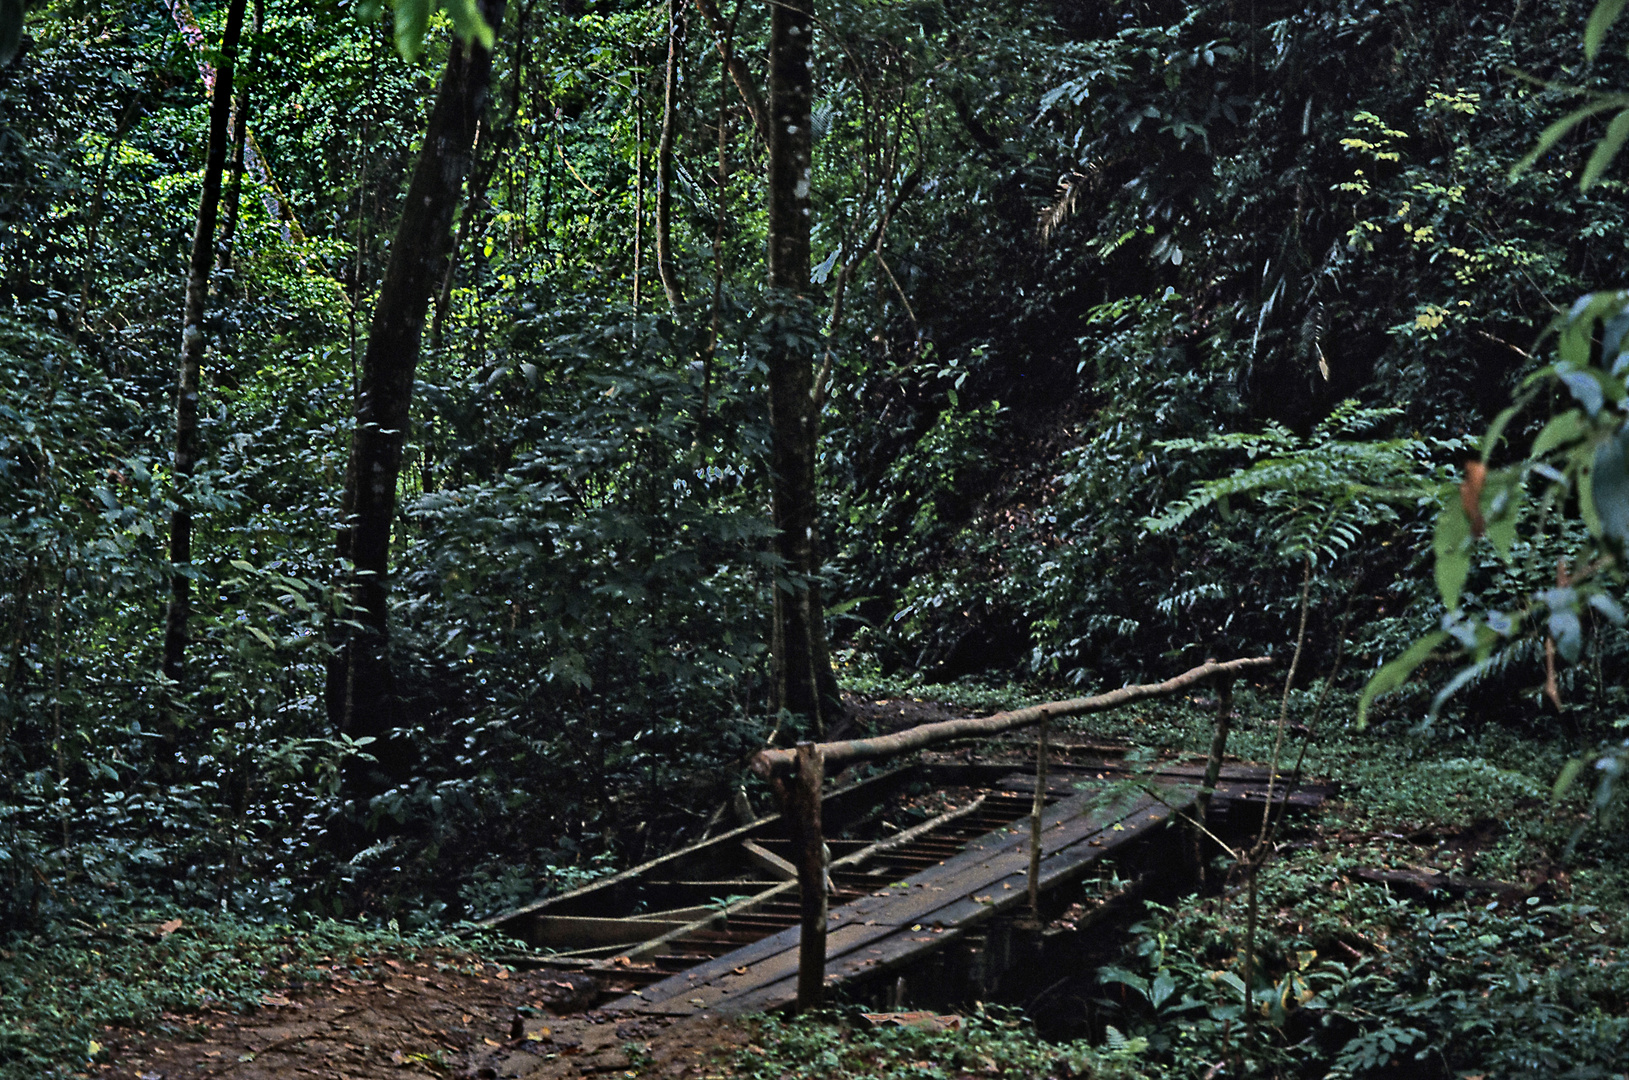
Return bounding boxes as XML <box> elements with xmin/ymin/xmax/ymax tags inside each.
<box><xmin>485</xmin><ymin>751</ymin><xmax>1327</xmax><ymax>1016</ymax></box>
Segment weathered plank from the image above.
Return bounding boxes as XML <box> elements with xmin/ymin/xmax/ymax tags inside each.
<box><xmin>617</xmin><ymin>782</ymin><xmax>1195</xmax><ymax>1015</ymax></box>
<box><xmin>710</xmin><ymin>792</ymin><xmax>1194</xmax><ymax>1015</ymax></box>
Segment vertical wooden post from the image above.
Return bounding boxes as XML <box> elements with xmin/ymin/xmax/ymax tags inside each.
<box><xmin>788</xmin><ymin>741</ymin><xmax>827</xmax><ymax>1011</ymax></box>
<box><xmin>1192</xmin><ymin>676</ymin><xmax>1234</xmax><ymax>882</ymax></box>
<box><xmin>1026</xmin><ymin>718</ymin><xmax>1048</xmax><ymax>918</ymax></box>
<box><xmin>1195</xmin><ymin>678</ymin><xmax>1234</xmax><ymax>827</ymax></box>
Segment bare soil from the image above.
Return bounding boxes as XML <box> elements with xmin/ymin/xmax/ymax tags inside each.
<box><xmin>96</xmin><ymin>958</ymin><xmax>751</xmax><ymax>1080</ymax></box>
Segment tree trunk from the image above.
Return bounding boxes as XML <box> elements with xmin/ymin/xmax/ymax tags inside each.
<box><xmin>693</xmin><ymin>0</ymin><xmax>767</xmax><ymax>142</ymax></box>
<box><xmin>430</xmin><ymin>0</ymin><xmax>530</xmax><ymax>350</ymax></box>
<box><xmin>215</xmin><ymin>0</ymin><xmax>263</xmax><ymax>282</ymax></box>
<box><xmin>329</xmin><ymin>0</ymin><xmax>504</xmax><ymax>789</ymax></box>
<box><xmin>765</xmin><ymin>0</ymin><xmax>839</xmax><ymax>736</ymax></box>
<box><xmin>162</xmin><ymin>0</ymin><xmax>248</xmax><ymax>692</ymax></box>
<box><xmin>654</xmin><ymin>0</ymin><xmax>683</xmax><ymax>309</ymax></box>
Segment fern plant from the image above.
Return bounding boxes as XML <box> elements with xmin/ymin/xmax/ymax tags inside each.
<box><xmin>1144</xmin><ymin>400</ymin><xmax>1448</xmax><ymax>564</ymax></box>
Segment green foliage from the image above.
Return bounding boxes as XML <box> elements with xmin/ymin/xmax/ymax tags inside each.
<box><xmin>1145</xmin><ymin>401</ymin><xmax>1445</xmax><ymax>565</ymax></box>
<box><xmin>0</xmin><ymin>908</ymin><xmax>527</xmax><ymax>1080</ymax></box>
<box><xmin>736</xmin><ymin>1010</ymin><xmax>1155</xmax><ymax>1080</ymax></box>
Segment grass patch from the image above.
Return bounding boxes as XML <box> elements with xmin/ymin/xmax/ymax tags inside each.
<box><xmin>0</xmin><ymin>909</ymin><xmax>522</xmax><ymax>1079</ymax></box>
<box><xmin>735</xmin><ymin>1009</ymin><xmax>1157</xmax><ymax>1080</ymax></box>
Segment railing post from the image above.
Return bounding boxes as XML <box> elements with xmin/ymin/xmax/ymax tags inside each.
<box><xmin>785</xmin><ymin>740</ymin><xmax>826</xmax><ymax>1011</ymax></box>
<box><xmin>1026</xmin><ymin>717</ymin><xmax>1048</xmax><ymax>919</ymax></box>
<box><xmin>1192</xmin><ymin>675</ymin><xmax>1235</xmax><ymax>883</ymax></box>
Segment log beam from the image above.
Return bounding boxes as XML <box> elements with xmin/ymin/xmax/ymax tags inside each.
<box><xmin>750</xmin><ymin>657</ymin><xmax>1275</xmax><ymax>779</ymax></box>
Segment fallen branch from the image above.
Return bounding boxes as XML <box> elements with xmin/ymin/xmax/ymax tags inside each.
<box><xmin>750</xmin><ymin>656</ymin><xmax>1275</xmax><ymax>778</ymax></box>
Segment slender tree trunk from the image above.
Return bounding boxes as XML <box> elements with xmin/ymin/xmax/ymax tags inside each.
<box><xmin>693</xmin><ymin>0</ymin><xmax>767</xmax><ymax>141</ymax></box>
<box><xmin>431</xmin><ymin>0</ymin><xmax>530</xmax><ymax>349</ymax></box>
<box><xmin>215</xmin><ymin>0</ymin><xmax>263</xmax><ymax>282</ymax></box>
<box><xmin>162</xmin><ymin>0</ymin><xmax>248</xmax><ymax>692</ymax></box>
<box><xmin>765</xmin><ymin>0</ymin><xmax>839</xmax><ymax>736</ymax></box>
<box><xmin>655</xmin><ymin>0</ymin><xmax>683</xmax><ymax>309</ymax></box>
<box><xmin>633</xmin><ymin>65</ymin><xmax>644</xmax><ymax>309</ymax></box>
<box><xmin>329</xmin><ymin>0</ymin><xmax>505</xmax><ymax>790</ymax></box>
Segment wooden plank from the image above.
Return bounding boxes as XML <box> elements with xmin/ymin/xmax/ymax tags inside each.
<box><xmin>619</xmin><ymin>785</ymin><xmax>1194</xmax><ymax>1015</ymax></box>
<box><xmin>715</xmin><ymin>795</ymin><xmax>1194</xmax><ymax>1015</ymax></box>
<box><xmin>479</xmin><ymin>764</ymin><xmax>914</xmax><ymax>933</ymax></box>
<box><xmin>530</xmin><ymin>916</ymin><xmax>699</xmax><ymax>949</ymax></box>
<box><xmin>615</xmin><ymin>795</ymin><xmax>993</xmax><ymax>972</ymax></box>
<box><xmin>741</xmin><ymin>840</ymin><xmax>799</xmax><ymax>881</ymax></box>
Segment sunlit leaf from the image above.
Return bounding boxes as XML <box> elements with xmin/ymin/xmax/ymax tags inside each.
<box><xmin>394</xmin><ymin>0</ymin><xmax>432</xmax><ymax>60</ymax></box>
<box><xmin>1531</xmin><ymin>410</ymin><xmax>1586</xmax><ymax>458</ymax></box>
<box><xmin>1586</xmin><ymin>0</ymin><xmax>1628</xmax><ymax>61</ymax></box>
<box><xmin>1581</xmin><ymin>108</ymin><xmax>1629</xmax><ymax>189</ymax></box>
<box><xmin>1553</xmin><ymin>756</ymin><xmax>1587</xmax><ymax>800</ymax></box>
<box><xmin>446</xmin><ymin>0</ymin><xmax>495</xmax><ymax>50</ymax></box>
<box><xmin>1433</xmin><ymin>499</ymin><xmax>1471</xmax><ymax>610</ymax></box>
<box><xmin>1358</xmin><ymin>630</ymin><xmax>1449</xmax><ymax>729</ymax></box>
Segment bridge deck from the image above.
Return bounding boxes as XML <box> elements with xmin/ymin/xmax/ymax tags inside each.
<box><xmin>610</xmin><ymin>777</ymin><xmax>1196</xmax><ymax>1016</ymax></box>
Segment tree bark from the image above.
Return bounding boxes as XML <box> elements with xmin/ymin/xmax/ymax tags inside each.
<box><xmin>430</xmin><ymin>0</ymin><xmax>530</xmax><ymax>350</ymax></box>
<box><xmin>772</xmin><ymin>741</ymin><xmax>826</xmax><ymax>1011</ymax></box>
<box><xmin>750</xmin><ymin>656</ymin><xmax>1276</xmax><ymax>778</ymax></box>
<box><xmin>655</xmin><ymin>0</ymin><xmax>683</xmax><ymax>309</ymax></box>
<box><xmin>215</xmin><ymin>0</ymin><xmax>263</xmax><ymax>281</ymax></box>
<box><xmin>765</xmin><ymin>0</ymin><xmax>839</xmax><ymax>737</ymax></box>
<box><xmin>693</xmin><ymin>0</ymin><xmax>767</xmax><ymax>142</ymax></box>
<box><xmin>329</xmin><ymin>0</ymin><xmax>504</xmax><ymax>787</ymax></box>
<box><xmin>162</xmin><ymin>0</ymin><xmax>248</xmax><ymax>690</ymax></box>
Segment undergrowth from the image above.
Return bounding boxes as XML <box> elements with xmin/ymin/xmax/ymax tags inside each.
<box><xmin>0</xmin><ymin>909</ymin><xmax>527</xmax><ymax>1080</ymax></box>
<box><xmin>1055</xmin><ymin>691</ymin><xmax>1629</xmax><ymax>1079</ymax></box>
<box><xmin>735</xmin><ymin>1009</ymin><xmax>1157</xmax><ymax>1080</ymax></box>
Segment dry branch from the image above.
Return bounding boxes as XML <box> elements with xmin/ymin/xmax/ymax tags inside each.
<box><xmin>750</xmin><ymin>656</ymin><xmax>1276</xmax><ymax>778</ymax></box>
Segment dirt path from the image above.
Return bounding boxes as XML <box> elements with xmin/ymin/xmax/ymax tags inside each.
<box><xmin>97</xmin><ymin>959</ymin><xmax>751</xmax><ymax>1080</ymax></box>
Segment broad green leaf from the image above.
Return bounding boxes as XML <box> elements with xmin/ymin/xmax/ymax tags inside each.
<box><xmin>1586</xmin><ymin>0</ymin><xmax>1629</xmax><ymax>61</ymax></box>
<box><xmin>1486</xmin><ymin>503</ymin><xmax>1518</xmax><ymax>561</ymax></box>
<box><xmin>1511</xmin><ymin>98</ymin><xmax>1628</xmax><ymax>179</ymax></box>
<box><xmin>1553</xmin><ymin>756</ymin><xmax>1587</xmax><ymax>800</ymax></box>
<box><xmin>1558</xmin><ymin>367</ymin><xmax>1605</xmax><ymax>415</ymax></box>
<box><xmin>1581</xmin><ymin>447</ymin><xmax>1605</xmax><ymax>537</ymax></box>
<box><xmin>1433</xmin><ymin>500</ymin><xmax>1471</xmax><ymax>610</ymax></box>
<box><xmin>1581</xmin><ymin>108</ymin><xmax>1629</xmax><ymax>189</ymax></box>
<box><xmin>1358</xmin><ymin>630</ymin><xmax>1449</xmax><ymax>728</ymax></box>
<box><xmin>446</xmin><ymin>0</ymin><xmax>495</xmax><ymax>49</ymax></box>
<box><xmin>1150</xmin><ymin>971</ymin><xmax>1176</xmax><ymax>1010</ymax></box>
<box><xmin>1590</xmin><ymin>427</ymin><xmax>1629</xmax><ymax>550</ymax></box>
<box><xmin>1532</xmin><ymin>409</ymin><xmax>1586</xmax><ymax>457</ymax></box>
<box><xmin>394</xmin><ymin>0</ymin><xmax>432</xmax><ymax>60</ymax></box>
<box><xmin>1480</xmin><ymin>403</ymin><xmax>1522</xmax><ymax>460</ymax></box>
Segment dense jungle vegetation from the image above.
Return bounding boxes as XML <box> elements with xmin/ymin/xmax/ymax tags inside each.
<box><xmin>5</xmin><ymin>0</ymin><xmax>1629</xmax><ymax>1075</ymax></box>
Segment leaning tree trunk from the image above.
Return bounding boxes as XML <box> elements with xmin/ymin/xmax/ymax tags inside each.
<box><xmin>330</xmin><ymin>0</ymin><xmax>504</xmax><ymax>792</ymax></box>
<box><xmin>163</xmin><ymin>0</ymin><xmax>248</xmax><ymax>696</ymax></box>
<box><xmin>215</xmin><ymin>0</ymin><xmax>263</xmax><ymax>282</ymax></box>
<box><xmin>654</xmin><ymin>0</ymin><xmax>683</xmax><ymax>310</ymax></box>
<box><xmin>765</xmin><ymin>0</ymin><xmax>839</xmax><ymax>736</ymax></box>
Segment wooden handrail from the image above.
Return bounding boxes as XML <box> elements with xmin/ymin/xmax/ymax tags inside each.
<box><xmin>750</xmin><ymin>656</ymin><xmax>1275</xmax><ymax>779</ymax></box>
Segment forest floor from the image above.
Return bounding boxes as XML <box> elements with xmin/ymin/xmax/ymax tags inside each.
<box><xmin>95</xmin><ymin>957</ymin><xmax>751</xmax><ymax>1080</ymax></box>
<box><xmin>17</xmin><ymin>686</ymin><xmax>1627</xmax><ymax>1080</ymax></box>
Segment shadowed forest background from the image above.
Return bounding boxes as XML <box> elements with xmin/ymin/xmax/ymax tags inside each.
<box><xmin>5</xmin><ymin>0</ymin><xmax>1629</xmax><ymax>1074</ymax></box>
